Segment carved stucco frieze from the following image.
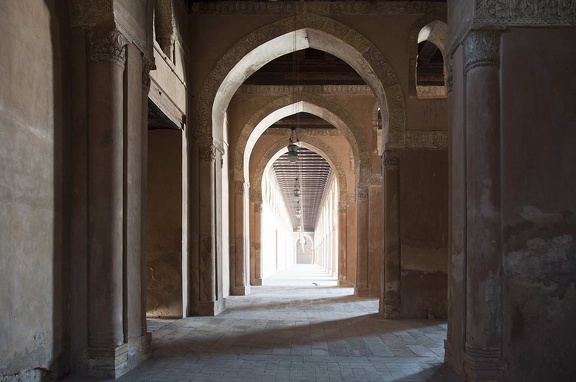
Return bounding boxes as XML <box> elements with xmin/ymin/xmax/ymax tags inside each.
<box><xmin>339</xmin><ymin>204</ymin><xmax>348</xmax><ymax>214</ymax></box>
<box><xmin>464</xmin><ymin>29</ymin><xmax>502</xmax><ymax>72</ymax></box>
<box><xmin>476</xmin><ymin>0</ymin><xmax>576</xmax><ymax>25</ymax></box>
<box><xmin>192</xmin><ymin>1</ymin><xmax>445</xmax><ymax>15</ymax></box>
<box><xmin>405</xmin><ymin>131</ymin><xmax>448</xmax><ymax>149</ymax></box>
<box><xmin>70</xmin><ymin>0</ymin><xmax>114</xmax><ymax>28</ymax></box>
<box><xmin>87</xmin><ymin>28</ymin><xmax>127</xmax><ymax>67</ymax></box>
<box><xmin>237</xmin><ymin>84</ymin><xmax>374</xmax><ymax>95</ymax></box>
<box><xmin>383</xmin><ymin>150</ymin><xmax>400</xmax><ymax>167</ymax></box>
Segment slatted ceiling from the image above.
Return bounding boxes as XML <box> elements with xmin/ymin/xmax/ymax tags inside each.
<box><xmin>272</xmin><ymin>147</ymin><xmax>332</xmax><ymax>231</ymax></box>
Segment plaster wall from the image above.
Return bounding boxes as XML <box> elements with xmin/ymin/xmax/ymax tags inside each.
<box><xmin>500</xmin><ymin>27</ymin><xmax>576</xmax><ymax>381</ymax></box>
<box><xmin>0</xmin><ymin>1</ymin><xmax>64</xmax><ymax>378</ymax></box>
<box><xmin>400</xmin><ymin>150</ymin><xmax>448</xmax><ymax>318</ymax></box>
<box><xmin>146</xmin><ymin>130</ymin><xmax>183</xmax><ymax>318</ymax></box>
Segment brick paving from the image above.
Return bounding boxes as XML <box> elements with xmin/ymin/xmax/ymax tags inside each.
<box><xmin>65</xmin><ymin>265</ymin><xmax>462</xmax><ymax>381</ymax></box>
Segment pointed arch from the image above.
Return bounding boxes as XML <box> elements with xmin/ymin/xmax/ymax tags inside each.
<box><xmin>196</xmin><ymin>13</ymin><xmax>405</xmax><ymax>153</ymax></box>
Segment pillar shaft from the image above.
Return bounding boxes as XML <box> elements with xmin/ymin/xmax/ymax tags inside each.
<box><xmin>338</xmin><ymin>205</ymin><xmax>350</xmax><ymax>286</ymax></box>
<box><xmin>463</xmin><ymin>29</ymin><xmax>504</xmax><ymax>380</ymax></box>
<box><xmin>355</xmin><ymin>186</ymin><xmax>369</xmax><ymax>296</ymax></box>
<box><xmin>87</xmin><ymin>28</ymin><xmax>126</xmax><ymax>349</ymax></box>
<box><xmin>250</xmin><ymin>202</ymin><xmax>263</xmax><ymax>286</ymax></box>
<box><xmin>231</xmin><ymin>180</ymin><xmax>250</xmax><ymax>295</ymax></box>
<box><xmin>197</xmin><ymin>145</ymin><xmax>218</xmax><ymax>312</ymax></box>
<box><xmin>125</xmin><ymin>44</ymin><xmax>143</xmax><ymax>341</ymax></box>
<box><xmin>140</xmin><ymin>56</ymin><xmax>153</xmax><ymax>334</ymax></box>
<box><xmin>382</xmin><ymin>151</ymin><xmax>401</xmax><ymax>318</ymax></box>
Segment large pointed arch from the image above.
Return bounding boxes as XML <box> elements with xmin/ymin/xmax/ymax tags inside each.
<box><xmin>196</xmin><ymin>14</ymin><xmax>406</xmax><ymax>153</ymax></box>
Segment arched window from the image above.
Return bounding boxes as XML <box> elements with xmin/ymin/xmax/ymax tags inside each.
<box><xmin>413</xmin><ymin>20</ymin><xmax>448</xmax><ymax>99</ymax></box>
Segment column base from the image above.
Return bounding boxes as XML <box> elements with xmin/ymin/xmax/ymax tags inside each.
<box><xmin>355</xmin><ymin>286</ymin><xmax>379</xmax><ymax>297</ymax></box>
<box><xmin>382</xmin><ymin>299</ymin><xmax>401</xmax><ymax>319</ymax></box>
<box><xmin>86</xmin><ymin>343</ymin><xmax>129</xmax><ymax>379</ymax></box>
<box><xmin>338</xmin><ymin>279</ymin><xmax>354</xmax><ymax>287</ymax></box>
<box><xmin>231</xmin><ymin>285</ymin><xmax>250</xmax><ymax>296</ymax></box>
<box><xmin>251</xmin><ymin>278</ymin><xmax>262</xmax><ymax>286</ymax></box>
<box><xmin>463</xmin><ymin>345</ymin><xmax>504</xmax><ymax>381</ymax></box>
<box><xmin>198</xmin><ymin>299</ymin><xmax>226</xmax><ymax>316</ymax></box>
<box><xmin>85</xmin><ymin>333</ymin><xmax>152</xmax><ymax>379</ymax></box>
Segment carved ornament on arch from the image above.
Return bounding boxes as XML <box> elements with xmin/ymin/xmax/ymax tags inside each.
<box><xmin>197</xmin><ymin>14</ymin><xmax>406</xmax><ymax>156</ymax></box>
<box><xmin>464</xmin><ymin>30</ymin><xmax>502</xmax><ymax>72</ymax></box>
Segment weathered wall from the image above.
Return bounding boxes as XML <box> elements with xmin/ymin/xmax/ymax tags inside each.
<box><xmin>400</xmin><ymin>150</ymin><xmax>448</xmax><ymax>318</ymax></box>
<box><xmin>500</xmin><ymin>27</ymin><xmax>576</xmax><ymax>381</ymax></box>
<box><xmin>146</xmin><ymin>129</ymin><xmax>183</xmax><ymax>318</ymax></box>
<box><xmin>0</xmin><ymin>0</ymin><xmax>65</xmax><ymax>379</ymax></box>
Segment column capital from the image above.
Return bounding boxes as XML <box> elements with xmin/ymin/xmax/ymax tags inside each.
<box><xmin>357</xmin><ymin>186</ymin><xmax>369</xmax><ymax>200</ymax></box>
<box><xmin>464</xmin><ymin>29</ymin><xmax>502</xmax><ymax>73</ymax></box>
<box><xmin>199</xmin><ymin>144</ymin><xmax>217</xmax><ymax>162</ymax></box>
<box><xmin>142</xmin><ymin>54</ymin><xmax>155</xmax><ymax>93</ymax></box>
<box><xmin>383</xmin><ymin>150</ymin><xmax>400</xmax><ymax>168</ymax></box>
<box><xmin>88</xmin><ymin>28</ymin><xmax>127</xmax><ymax>67</ymax></box>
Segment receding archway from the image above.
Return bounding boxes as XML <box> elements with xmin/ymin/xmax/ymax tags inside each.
<box><xmin>249</xmin><ymin>138</ymin><xmax>352</xmax><ymax>287</ymax></box>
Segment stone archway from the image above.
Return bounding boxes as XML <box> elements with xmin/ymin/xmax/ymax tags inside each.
<box><xmin>196</xmin><ymin>13</ymin><xmax>406</xmax><ymax>152</ymax></box>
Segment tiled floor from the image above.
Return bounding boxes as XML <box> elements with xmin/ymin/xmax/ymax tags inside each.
<box><xmin>65</xmin><ymin>265</ymin><xmax>462</xmax><ymax>381</ymax></box>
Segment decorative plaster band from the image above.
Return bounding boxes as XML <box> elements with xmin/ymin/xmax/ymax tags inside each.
<box><xmin>192</xmin><ymin>1</ymin><xmax>446</xmax><ymax>15</ymax></box>
<box><xmin>405</xmin><ymin>131</ymin><xmax>448</xmax><ymax>149</ymax></box>
<box><xmin>237</xmin><ymin>85</ymin><xmax>374</xmax><ymax>95</ymax></box>
<box><xmin>476</xmin><ymin>0</ymin><xmax>576</xmax><ymax>25</ymax></box>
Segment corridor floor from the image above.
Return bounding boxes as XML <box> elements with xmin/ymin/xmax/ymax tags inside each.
<box><xmin>66</xmin><ymin>265</ymin><xmax>462</xmax><ymax>382</ymax></box>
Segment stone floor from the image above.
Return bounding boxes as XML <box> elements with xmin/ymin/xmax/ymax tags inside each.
<box><xmin>64</xmin><ymin>265</ymin><xmax>462</xmax><ymax>382</ymax></box>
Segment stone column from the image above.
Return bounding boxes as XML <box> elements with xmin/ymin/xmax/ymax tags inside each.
<box><xmin>250</xmin><ymin>201</ymin><xmax>263</xmax><ymax>286</ymax></box>
<box><xmin>231</xmin><ymin>180</ymin><xmax>250</xmax><ymax>295</ymax></box>
<box><xmin>139</xmin><ymin>53</ymin><xmax>153</xmax><ymax>349</ymax></box>
<box><xmin>382</xmin><ymin>150</ymin><xmax>401</xmax><ymax>318</ymax></box>
<box><xmin>86</xmin><ymin>27</ymin><xmax>128</xmax><ymax>377</ymax></box>
<box><xmin>463</xmin><ymin>29</ymin><xmax>504</xmax><ymax>380</ymax></box>
<box><xmin>445</xmin><ymin>48</ymin><xmax>466</xmax><ymax>375</ymax></box>
<box><xmin>124</xmin><ymin>43</ymin><xmax>150</xmax><ymax>361</ymax></box>
<box><xmin>355</xmin><ymin>185</ymin><xmax>370</xmax><ymax>296</ymax></box>
<box><xmin>338</xmin><ymin>203</ymin><xmax>349</xmax><ymax>286</ymax></box>
<box><xmin>197</xmin><ymin>144</ymin><xmax>224</xmax><ymax>315</ymax></box>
